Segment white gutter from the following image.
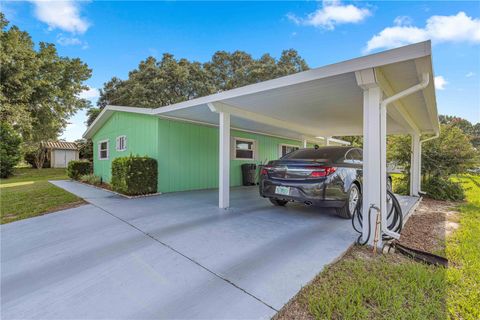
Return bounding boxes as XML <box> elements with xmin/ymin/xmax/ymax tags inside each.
<box><xmin>420</xmin><ymin>132</ymin><xmax>440</xmax><ymax>143</ymax></box>
<box><xmin>380</xmin><ymin>72</ymin><xmax>430</xmax><ymax>240</ymax></box>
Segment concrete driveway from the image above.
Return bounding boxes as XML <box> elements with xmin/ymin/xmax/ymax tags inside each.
<box><xmin>2</xmin><ymin>181</ymin><xmax>392</xmax><ymax>319</ymax></box>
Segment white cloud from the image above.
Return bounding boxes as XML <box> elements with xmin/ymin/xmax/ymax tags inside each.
<box><xmin>78</xmin><ymin>86</ymin><xmax>99</xmax><ymax>100</ymax></box>
<box><xmin>365</xmin><ymin>12</ymin><xmax>480</xmax><ymax>53</ymax></box>
<box><xmin>434</xmin><ymin>76</ymin><xmax>448</xmax><ymax>90</ymax></box>
<box><xmin>30</xmin><ymin>0</ymin><xmax>89</xmax><ymax>34</ymax></box>
<box><xmin>393</xmin><ymin>16</ymin><xmax>413</xmax><ymax>26</ymax></box>
<box><xmin>287</xmin><ymin>0</ymin><xmax>371</xmax><ymax>30</ymax></box>
<box><xmin>56</xmin><ymin>34</ymin><xmax>89</xmax><ymax>49</ymax></box>
<box><xmin>466</xmin><ymin>72</ymin><xmax>476</xmax><ymax>78</ymax></box>
<box><xmin>57</xmin><ymin>34</ymin><xmax>81</xmax><ymax>45</ymax></box>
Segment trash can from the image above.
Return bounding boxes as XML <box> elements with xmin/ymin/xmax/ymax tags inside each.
<box><xmin>241</xmin><ymin>163</ymin><xmax>257</xmax><ymax>186</ymax></box>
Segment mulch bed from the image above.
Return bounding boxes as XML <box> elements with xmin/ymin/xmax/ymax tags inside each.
<box><xmin>398</xmin><ymin>198</ymin><xmax>459</xmax><ymax>254</ymax></box>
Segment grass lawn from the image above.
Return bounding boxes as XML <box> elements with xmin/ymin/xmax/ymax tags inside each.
<box><xmin>0</xmin><ymin>168</ymin><xmax>84</xmax><ymax>224</ymax></box>
<box><xmin>276</xmin><ymin>174</ymin><xmax>480</xmax><ymax>320</ymax></box>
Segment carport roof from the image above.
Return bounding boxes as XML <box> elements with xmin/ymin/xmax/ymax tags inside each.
<box><xmin>84</xmin><ymin>41</ymin><xmax>438</xmax><ymax>140</ymax></box>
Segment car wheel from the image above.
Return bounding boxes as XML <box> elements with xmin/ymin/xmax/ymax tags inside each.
<box><xmin>336</xmin><ymin>184</ymin><xmax>360</xmax><ymax>219</ymax></box>
<box><xmin>269</xmin><ymin>198</ymin><xmax>288</xmax><ymax>206</ymax></box>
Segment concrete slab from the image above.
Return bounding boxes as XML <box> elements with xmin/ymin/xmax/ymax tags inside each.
<box><xmin>2</xmin><ymin>180</ymin><xmax>420</xmax><ymax>319</ymax></box>
<box><xmin>1</xmin><ymin>204</ymin><xmax>274</xmax><ymax>319</ymax></box>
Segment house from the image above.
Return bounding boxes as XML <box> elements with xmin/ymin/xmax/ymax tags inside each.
<box><xmin>43</xmin><ymin>141</ymin><xmax>79</xmax><ymax>168</ymax></box>
<box><xmin>84</xmin><ymin>109</ymin><xmax>347</xmax><ymax>193</ymax></box>
<box><xmin>84</xmin><ymin>41</ymin><xmax>439</xmax><ymax>247</ymax></box>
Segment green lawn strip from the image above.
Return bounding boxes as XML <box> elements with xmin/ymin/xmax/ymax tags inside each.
<box><xmin>447</xmin><ymin>175</ymin><xmax>480</xmax><ymax>319</ymax></box>
<box><xmin>0</xmin><ymin>168</ymin><xmax>84</xmax><ymax>224</ymax></box>
<box><xmin>302</xmin><ymin>251</ymin><xmax>446</xmax><ymax>320</ymax></box>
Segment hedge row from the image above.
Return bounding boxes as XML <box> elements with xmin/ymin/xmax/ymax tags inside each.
<box><xmin>67</xmin><ymin>160</ymin><xmax>92</xmax><ymax>179</ymax></box>
<box><xmin>111</xmin><ymin>155</ymin><xmax>157</xmax><ymax>196</ymax></box>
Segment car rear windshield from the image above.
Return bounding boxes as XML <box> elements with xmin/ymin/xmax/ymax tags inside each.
<box><xmin>281</xmin><ymin>147</ymin><xmax>351</xmax><ymax>162</ymax></box>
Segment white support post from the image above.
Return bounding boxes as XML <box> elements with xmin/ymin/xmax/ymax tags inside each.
<box><xmin>362</xmin><ymin>85</ymin><xmax>384</xmax><ymax>247</ymax></box>
<box><xmin>219</xmin><ymin>112</ymin><xmax>230</xmax><ymax>209</ymax></box>
<box><xmin>410</xmin><ymin>133</ymin><xmax>421</xmax><ymax>196</ymax></box>
<box><xmin>302</xmin><ymin>138</ymin><xmax>308</xmax><ymax>148</ymax></box>
<box><xmin>325</xmin><ymin>137</ymin><xmax>330</xmax><ymax>146</ymax></box>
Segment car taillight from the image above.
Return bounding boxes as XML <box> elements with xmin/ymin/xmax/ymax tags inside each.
<box><xmin>261</xmin><ymin>166</ymin><xmax>271</xmax><ymax>175</ymax></box>
<box><xmin>310</xmin><ymin>166</ymin><xmax>336</xmax><ymax>177</ymax></box>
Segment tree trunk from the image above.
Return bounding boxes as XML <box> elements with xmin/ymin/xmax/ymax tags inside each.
<box><xmin>34</xmin><ymin>147</ymin><xmax>46</xmax><ymax>169</ymax></box>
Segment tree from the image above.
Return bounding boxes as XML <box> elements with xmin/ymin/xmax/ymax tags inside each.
<box><xmin>439</xmin><ymin>115</ymin><xmax>480</xmax><ymax>148</ymax></box>
<box><xmin>0</xmin><ymin>122</ymin><xmax>22</xmax><ymax>178</ymax></box>
<box><xmin>86</xmin><ymin>107</ymin><xmax>101</xmax><ymax>127</ymax></box>
<box><xmin>0</xmin><ymin>13</ymin><xmax>91</xmax><ymax>167</ymax></box>
<box><xmin>75</xmin><ymin>138</ymin><xmax>93</xmax><ymax>161</ymax></box>
<box><xmin>96</xmin><ymin>49</ymin><xmax>309</xmax><ymax>119</ymax></box>
<box><xmin>387</xmin><ymin>124</ymin><xmax>478</xmax><ymax>179</ymax></box>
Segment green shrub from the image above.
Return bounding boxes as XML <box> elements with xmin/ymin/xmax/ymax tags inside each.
<box><xmin>24</xmin><ymin>150</ymin><xmax>50</xmax><ymax>168</ymax></box>
<box><xmin>0</xmin><ymin>123</ymin><xmax>22</xmax><ymax>178</ymax></box>
<box><xmin>67</xmin><ymin>160</ymin><xmax>92</xmax><ymax>180</ymax></box>
<box><xmin>80</xmin><ymin>174</ymin><xmax>101</xmax><ymax>186</ymax></box>
<box><xmin>423</xmin><ymin>176</ymin><xmax>465</xmax><ymax>201</ymax></box>
<box><xmin>391</xmin><ymin>173</ymin><xmax>409</xmax><ymax>195</ymax></box>
<box><xmin>111</xmin><ymin>155</ymin><xmax>157</xmax><ymax>195</ymax></box>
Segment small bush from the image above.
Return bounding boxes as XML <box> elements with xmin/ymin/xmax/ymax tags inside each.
<box><xmin>24</xmin><ymin>150</ymin><xmax>50</xmax><ymax>168</ymax></box>
<box><xmin>80</xmin><ymin>174</ymin><xmax>101</xmax><ymax>186</ymax></box>
<box><xmin>0</xmin><ymin>123</ymin><xmax>22</xmax><ymax>178</ymax></box>
<box><xmin>391</xmin><ymin>173</ymin><xmax>409</xmax><ymax>195</ymax></box>
<box><xmin>423</xmin><ymin>176</ymin><xmax>465</xmax><ymax>201</ymax></box>
<box><xmin>67</xmin><ymin>160</ymin><xmax>92</xmax><ymax>180</ymax></box>
<box><xmin>111</xmin><ymin>155</ymin><xmax>157</xmax><ymax>196</ymax></box>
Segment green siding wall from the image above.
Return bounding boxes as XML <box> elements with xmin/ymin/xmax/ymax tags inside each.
<box><xmin>92</xmin><ymin>111</ymin><xmax>305</xmax><ymax>193</ymax></box>
<box><xmin>92</xmin><ymin>112</ymin><xmax>158</xmax><ymax>183</ymax></box>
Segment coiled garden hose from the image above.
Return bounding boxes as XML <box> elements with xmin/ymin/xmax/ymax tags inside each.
<box><xmin>351</xmin><ymin>190</ymin><xmax>403</xmax><ymax>245</ymax></box>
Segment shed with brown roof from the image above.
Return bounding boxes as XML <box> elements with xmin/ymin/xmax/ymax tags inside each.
<box><xmin>43</xmin><ymin>141</ymin><xmax>79</xmax><ymax>168</ymax></box>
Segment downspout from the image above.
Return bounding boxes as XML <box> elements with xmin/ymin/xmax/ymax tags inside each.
<box><xmin>379</xmin><ymin>72</ymin><xmax>430</xmax><ymax>240</ymax></box>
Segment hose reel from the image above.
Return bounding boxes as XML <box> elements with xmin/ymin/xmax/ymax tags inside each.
<box><xmin>351</xmin><ymin>190</ymin><xmax>403</xmax><ymax>245</ymax></box>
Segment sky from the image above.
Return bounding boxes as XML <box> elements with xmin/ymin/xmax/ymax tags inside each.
<box><xmin>3</xmin><ymin>0</ymin><xmax>480</xmax><ymax>141</ymax></box>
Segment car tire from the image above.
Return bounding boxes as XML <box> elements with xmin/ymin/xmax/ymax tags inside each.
<box><xmin>336</xmin><ymin>184</ymin><xmax>360</xmax><ymax>219</ymax></box>
<box><xmin>269</xmin><ymin>198</ymin><xmax>288</xmax><ymax>206</ymax></box>
<box><xmin>387</xmin><ymin>177</ymin><xmax>393</xmax><ymax>192</ymax></box>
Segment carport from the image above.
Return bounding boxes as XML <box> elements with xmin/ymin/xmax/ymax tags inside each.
<box><xmin>92</xmin><ymin>41</ymin><xmax>438</xmax><ymax>246</ymax></box>
<box><xmin>142</xmin><ymin>40</ymin><xmax>439</xmax><ymax>246</ymax></box>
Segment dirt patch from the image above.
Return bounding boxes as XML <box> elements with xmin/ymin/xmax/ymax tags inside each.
<box><xmin>399</xmin><ymin>198</ymin><xmax>459</xmax><ymax>254</ymax></box>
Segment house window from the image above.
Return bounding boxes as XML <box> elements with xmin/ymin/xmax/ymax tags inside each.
<box><xmin>279</xmin><ymin>144</ymin><xmax>300</xmax><ymax>157</ymax></box>
<box><xmin>98</xmin><ymin>140</ymin><xmax>109</xmax><ymax>160</ymax></box>
<box><xmin>233</xmin><ymin>137</ymin><xmax>256</xmax><ymax>160</ymax></box>
<box><xmin>116</xmin><ymin>135</ymin><xmax>127</xmax><ymax>151</ymax></box>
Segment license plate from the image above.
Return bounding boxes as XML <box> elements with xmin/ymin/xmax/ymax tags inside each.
<box><xmin>275</xmin><ymin>186</ymin><xmax>290</xmax><ymax>196</ymax></box>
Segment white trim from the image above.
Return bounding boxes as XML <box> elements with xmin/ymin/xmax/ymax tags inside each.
<box><xmin>116</xmin><ymin>135</ymin><xmax>127</xmax><ymax>152</ymax></box>
<box><xmin>219</xmin><ymin>112</ymin><xmax>230</xmax><ymax>209</ymax></box>
<box><xmin>410</xmin><ymin>133</ymin><xmax>421</xmax><ymax>196</ymax></box>
<box><xmin>232</xmin><ymin>137</ymin><xmax>257</xmax><ymax>161</ymax></box>
<box><xmin>278</xmin><ymin>143</ymin><xmax>300</xmax><ymax>158</ymax></box>
<box><xmin>97</xmin><ymin>139</ymin><xmax>109</xmax><ymax>160</ymax></box>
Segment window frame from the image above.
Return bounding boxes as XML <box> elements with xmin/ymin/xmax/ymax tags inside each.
<box><xmin>98</xmin><ymin>139</ymin><xmax>109</xmax><ymax>160</ymax></box>
<box><xmin>278</xmin><ymin>143</ymin><xmax>300</xmax><ymax>158</ymax></box>
<box><xmin>116</xmin><ymin>135</ymin><xmax>127</xmax><ymax>152</ymax></box>
<box><xmin>344</xmin><ymin>148</ymin><xmax>363</xmax><ymax>164</ymax></box>
<box><xmin>232</xmin><ymin>137</ymin><xmax>257</xmax><ymax>160</ymax></box>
